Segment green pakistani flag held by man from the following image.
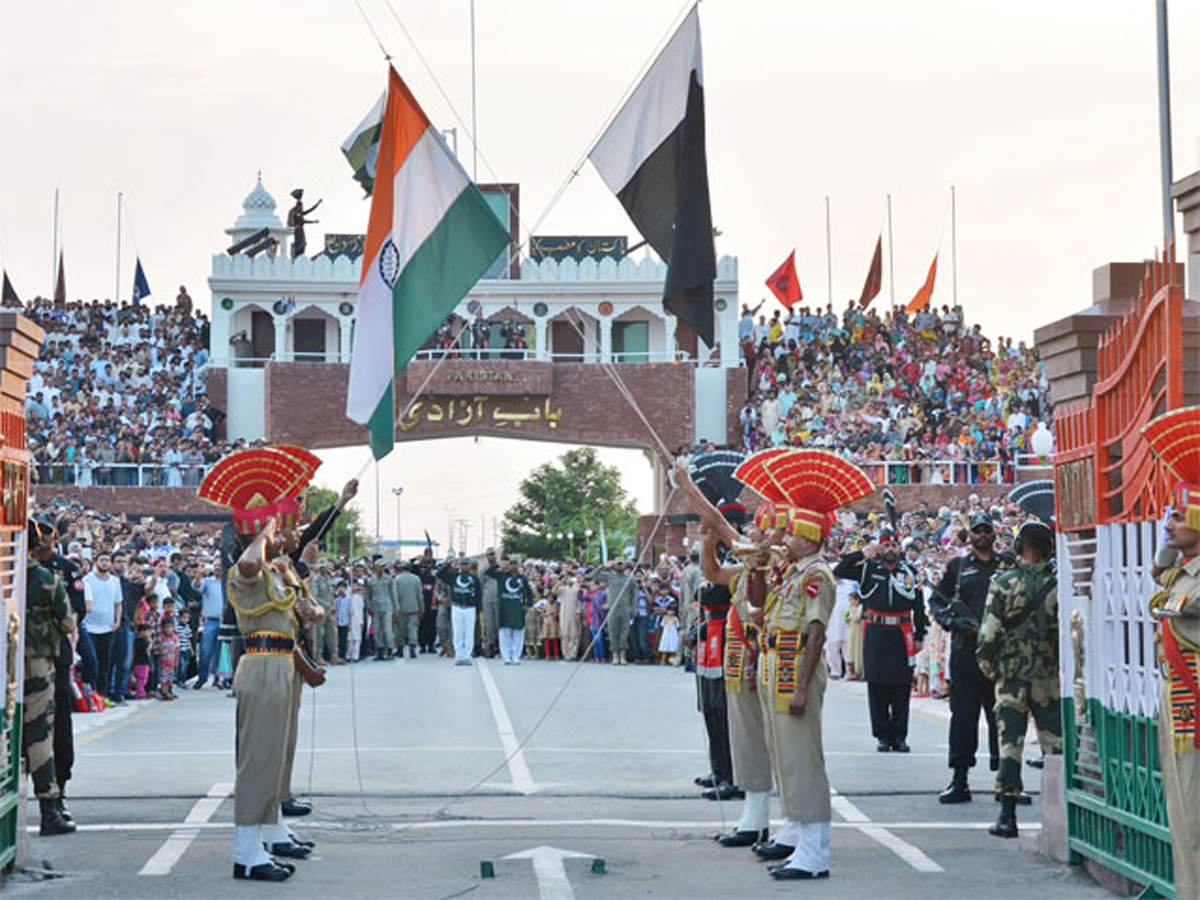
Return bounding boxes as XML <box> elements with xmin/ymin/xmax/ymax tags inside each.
<box><xmin>345</xmin><ymin>67</ymin><xmax>511</xmax><ymax>460</ymax></box>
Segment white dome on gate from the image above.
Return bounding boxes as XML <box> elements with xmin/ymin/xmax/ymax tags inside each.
<box><xmin>226</xmin><ymin>172</ymin><xmax>287</xmax><ymax>243</ymax></box>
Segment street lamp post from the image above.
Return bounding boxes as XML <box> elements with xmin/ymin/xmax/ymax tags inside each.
<box><xmin>391</xmin><ymin>487</ymin><xmax>405</xmax><ymax>548</ymax></box>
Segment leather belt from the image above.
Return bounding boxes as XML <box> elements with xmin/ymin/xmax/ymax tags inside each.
<box><xmin>865</xmin><ymin>612</ymin><xmax>909</xmax><ymax>627</ymax></box>
<box><xmin>244</xmin><ymin>631</ymin><xmax>295</xmax><ymax>655</ymax></box>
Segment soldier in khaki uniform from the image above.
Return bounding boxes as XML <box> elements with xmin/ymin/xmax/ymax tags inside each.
<box><xmin>198</xmin><ymin>445</ymin><xmax>323</xmax><ymax>882</ymax></box>
<box><xmin>675</xmin><ymin>453</ymin><xmax>782</xmax><ymax>849</ymax></box>
<box><xmin>368</xmin><ymin>561</ymin><xmax>396</xmax><ymax>660</ymax></box>
<box><xmin>976</xmin><ymin>518</ymin><xmax>1059</xmax><ymax>839</ymax></box>
<box><xmin>735</xmin><ymin>448</ymin><xmax>875</xmax><ymax>880</ymax></box>
<box><xmin>308</xmin><ymin>559</ymin><xmax>343</xmax><ymax>665</ymax></box>
<box><xmin>1143</xmin><ymin>408</ymin><xmax>1200</xmax><ymax>898</ymax></box>
<box><xmin>23</xmin><ymin>516</ymin><xmax>76</xmax><ymax>836</ymax></box>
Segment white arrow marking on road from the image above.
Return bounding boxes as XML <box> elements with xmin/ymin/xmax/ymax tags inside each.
<box><xmin>502</xmin><ymin>845</ymin><xmax>594</xmax><ymax>900</ymax></box>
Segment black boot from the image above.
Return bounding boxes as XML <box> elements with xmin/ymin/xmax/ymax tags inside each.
<box><xmin>56</xmin><ymin>794</ymin><xmax>73</xmax><ymax>823</ymax></box>
<box><xmin>39</xmin><ymin>797</ymin><xmax>76</xmax><ymax>836</ymax></box>
<box><xmin>938</xmin><ymin>767</ymin><xmax>971</xmax><ymax>804</ymax></box>
<box><xmin>988</xmin><ymin>795</ymin><xmax>1018</xmax><ymax>838</ymax></box>
<box><xmin>408</xmin><ymin>646</ymin><xmax>417</xmax><ymax>659</ymax></box>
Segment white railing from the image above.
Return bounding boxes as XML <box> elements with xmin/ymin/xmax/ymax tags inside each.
<box><xmin>848</xmin><ymin>456</ymin><xmax>1052</xmax><ymax>486</ymax></box>
<box><xmin>34</xmin><ymin>462</ymin><xmax>209</xmax><ymax>488</ymax></box>
<box><xmin>409</xmin><ymin>348</ymin><xmax>691</xmax><ymax>363</ymax></box>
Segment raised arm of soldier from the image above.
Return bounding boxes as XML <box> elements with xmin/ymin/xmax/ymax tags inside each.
<box><xmin>699</xmin><ymin>523</ymin><xmax>740</xmax><ymax>587</ymax></box>
<box><xmin>673</xmin><ymin>461</ymin><xmax>740</xmax><ymax>548</ymax></box>
<box><xmin>237</xmin><ymin>516</ymin><xmax>276</xmax><ymax>580</ymax></box>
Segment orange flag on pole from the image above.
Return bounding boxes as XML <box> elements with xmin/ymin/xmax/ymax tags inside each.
<box><xmin>765</xmin><ymin>250</ymin><xmax>802</xmax><ymax>308</ymax></box>
<box><xmin>905</xmin><ymin>252</ymin><xmax>938</xmax><ymax>314</ymax></box>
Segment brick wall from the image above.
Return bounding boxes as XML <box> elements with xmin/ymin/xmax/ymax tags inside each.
<box><xmin>33</xmin><ymin>485</ymin><xmax>220</xmax><ymax>518</ymax></box>
<box><xmin>262</xmin><ymin>361</ymin><xmax>694</xmax><ymax>453</ymax></box>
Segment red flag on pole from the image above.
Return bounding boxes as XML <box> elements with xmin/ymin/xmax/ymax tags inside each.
<box><xmin>765</xmin><ymin>250</ymin><xmax>802</xmax><ymax>308</ymax></box>
<box><xmin>905</xmin><ymin>252</ymin><xmax>938</xmax><ymax>314</ymax></box>
<box><xmin>858</xmin><ymin>236</ymin><xmax>882</xmax><ymax>308</ymax></box>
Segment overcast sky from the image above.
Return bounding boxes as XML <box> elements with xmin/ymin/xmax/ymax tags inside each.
<box><xmin>5</xmin><ymin>1</ymin><xmax>1200</xmax><ymax>546</ymax></box>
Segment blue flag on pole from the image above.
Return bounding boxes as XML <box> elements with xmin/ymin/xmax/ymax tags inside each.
<box><xmin>132</xmin><ymin>258</ymin><xmax>151</xmax><ymax>306</ymax></box>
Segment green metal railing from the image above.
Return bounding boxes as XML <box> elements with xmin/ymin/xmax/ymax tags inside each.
<box><xmin>1064</xmin><ymin>698</ymin><xmax>1173</xmax><ymax>897</ymax></box>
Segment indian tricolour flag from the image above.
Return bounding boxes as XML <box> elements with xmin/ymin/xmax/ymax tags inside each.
<box><xmin>346</xmin><ymin>67</ymin><xmax>511</xmax><ymax>460</ymax></box>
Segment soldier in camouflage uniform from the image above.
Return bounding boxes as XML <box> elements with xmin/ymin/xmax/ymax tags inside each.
<box><xmin>23</xmin><ymin>516</ymin><xmax>76</xmax><ymax>836</ymax></box>
<box><xmin>975</xmin><ymin>519</ymin><xmax>1060</xmax><ymax>839</ymax></box>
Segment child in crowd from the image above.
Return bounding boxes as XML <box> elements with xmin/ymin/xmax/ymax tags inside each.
<box><xmin>176</xmin><ymin>608</ymin><xmax>194</xmax><ymax>684</ymax></box>
<box><xmin>657</xmin><ymin>606</ymin><xmax>680</xmax><ymax>665</ymax></box>
<box><xmin>132</xmin><ymin>624</ymin><xmax>152</xmax><ymax>699</ymax></box>
<box><xmin>538</xmin><ymin>597</ymin><xmax>561</xmax><ymax>660</ymax></box>
<box><xmin>158</xmin><ymin>615</ymin><xmax>179</xmax><ymax>700</ymax></box>
<box><xmin>346</xmin><ymin>581</ymin><xmax>365</xmax><ymax>662</ymax></box>
<box><xmin>524</xmin><ymin>602</ymin><xmax>542</xmax><ymax>659</ymax></box>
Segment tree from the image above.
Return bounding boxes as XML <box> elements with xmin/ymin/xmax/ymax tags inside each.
<box><xmin>303</xmin><ymin>485</ymin><xmax>369</xmax><ymax>558</ymax></box>
<box><xmin>501</xmin><ymin>448</ymin><xmax>638</xmax><ymax>560</ymax></box>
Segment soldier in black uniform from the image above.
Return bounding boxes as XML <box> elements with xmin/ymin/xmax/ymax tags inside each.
<box><xmin>415</xmin><ymin>549</ymin><xmax>438</xmax><ymax>653</ymax></box>
<box><xmin>834</xmin><ymin>528</ymin><xmax>927</xmax><ymax>751</ymax></box>
<box><xmin>44</xmin><ymin>524</ymin><xmax>88</xmax><ymax>819</ymax></box>
<box><xmin>929</xmin><ymin>511</ymin><xmax>1001</xmax><ymax>802</ymax></box>
<box><xmin>695</xmin><ymin>577</ymin><xmax>737</xmax><ymax>799</ymax></box>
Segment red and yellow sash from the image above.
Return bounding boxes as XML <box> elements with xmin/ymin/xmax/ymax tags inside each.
<box><xmin>772</xmin><ymin>631</ymin><xmax>802</xmax><ymax>712</ymax></box>
<box><xmin>1161</xmin><ymin>619</ymin><xmax>1200</xmax><ymax>754</ymax></box>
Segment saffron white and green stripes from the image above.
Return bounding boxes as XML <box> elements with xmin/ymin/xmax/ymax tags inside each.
<box><xmin>346</xmin><ymin>68</ymin><xmax>510</xmax><ymax>459</ymax></box>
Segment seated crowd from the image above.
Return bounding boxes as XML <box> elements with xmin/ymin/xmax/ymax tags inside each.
<box><xmin>11</xmin><ymin>289</ymin><xmax>226</xmax><ymax>486</ymax></box>
<box><xmin>736</xmin><ymin>300</ymin><xmax>1051</xmax><ymax>484</ymax></box>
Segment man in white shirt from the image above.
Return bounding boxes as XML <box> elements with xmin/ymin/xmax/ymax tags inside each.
<box><xmin>82</xmin><ymin>552</ymin><xmax>123</xmax><ymax>701</ymax></box>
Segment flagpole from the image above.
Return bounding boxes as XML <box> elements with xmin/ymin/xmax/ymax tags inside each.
<box><xmin>886</xmin><ymin>194</ymin><xmax>895</xmax><ymax>308</ymax></box>
<box><xmin>470</xmin><ymin>0</ymin><xmax>478</xmax><ymax>181</ymax></box>
<box><xmin>51</xmin><ymin>188</ymin><xmax>58</xmax><ymax>295</ymax></box>
<box><xmin>950</xmin><ymin>185</ymin><xmax>958</xmax><ymax>307</ymax></box>
<box><xmin>1156</xmin><ymin>0</ymin><xmax>1175</xmax><ymax>256</ymax></box>
<box><xmin>115</xmin><ymin>192</ymin><xmax>122</xmax><ymax>305</ymax></box>
<box><xmin>825</xmin><ymin>195</ymin><xmax>832</xmax><ymax>307</ymax></box>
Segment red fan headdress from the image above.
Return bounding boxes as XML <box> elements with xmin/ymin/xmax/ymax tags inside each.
<box><xmin>197</xmin><ymin>446</ymin><xmax>322</xmax><ymax>535</ymax></box>
<box><xmin>1143</xmin><ymin>406</ymin><xmax>1200</xmax><ymax>529</ymax></box>
<box><xmin>736</xmin><ymin>449</ymin><xmax>874</xmax><ymax>542</ymax></box>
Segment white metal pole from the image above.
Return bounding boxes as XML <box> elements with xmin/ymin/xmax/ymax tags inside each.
<box><xmin>115</xmin><ymin>192</ymin><xmax>122</xmax><ymax>305</ymax></box>
<box><xmin>374</xmin><ymin>459</ymin><xmax>380</xmax><ymax>542</ymax></box>
<box><xmin>886</xmin><ymin>194</ymin><xmax>895</xmax><ymax>308</ymax></box>
<box><xmin>951</xmin><ymin>185</ymin><xmax>958</xmax><ymax>306</ymax></box>
<box><xmin>825</xmin><ymin>195</ymin><xmax>832</xmax><ymax>307</ymax></box>
<box><xmin>1156</xmin><ymin>0</ymin><xmax>1175</xmax><ymax>252</ymax></box>
<box><xmin>51</xmin><ymin>188</ymin><xmax>58</xmax><ymax>294</ymax></box>
<box><xmin>470</xmin><ymin>0</ymin><xmax>478</xmax><ymax>182</ymax></box>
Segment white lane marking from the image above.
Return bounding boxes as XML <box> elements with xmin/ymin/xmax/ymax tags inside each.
<box><xmin>476</xmin><ymin>660</ymin><xmax>537</xmax><ymax>795</ymax></box>
<box><xmin>80</xmin><ymin>745</ymin><xmax>942</xmax><ymax>758</ymax></box>
<box><xmin>503</xmin><ymin>845</ymin><xmax>594</xmax><ymax>900</ymax></box>
<box><xmin>137</xmin><ymin>781</ymin><xmax>232</xmax><ymax>876</ymax></box>
<box><xmin>831</xmin><ymin>787</ymin><xmax>944</xmax><ymax>873</ymax></box>
<box><xmin>34</xmin><ymin>817</ymin><xmax>1041</xmax><ymax>833</ymax></box>
<box><xmin>859</xmin><ymin>825</ymin><xmax>944</xmax><ymax>873</ymax></box>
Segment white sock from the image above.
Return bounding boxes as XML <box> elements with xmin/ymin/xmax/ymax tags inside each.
<box><xmin>233</xmin><ymin>825</ymin><xmax>273</xmax><ymax>866</ymax></box>
<box><xmin>261</xmin><ymin>809</ymin><xmax>291</xmax><ymax>846</ymax></box>
<box><xmin>735</xmin><ymin>791</ymin><xmax>770</xmax><ymax>832</ymax></box>
<box><xmin>782</xmin><ymin>821</ymin><xmax>832</xmax><ymax>872</ymax></box>
<box><xmin>774</xmin><ymin>819</ymin><xmax>801</xmax><ymax>847</ymax></box>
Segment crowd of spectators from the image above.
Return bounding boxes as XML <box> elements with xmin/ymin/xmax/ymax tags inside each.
<box><xmin>735</xmin><ymin>300</ymin><xmax>1052</xmax><ymax>485</ymax></box>
<box><xmin>8</xmin><ymin>289</ymin><xmax>227</xmax><ymax>487</ymax></box>
<box><xmin>35</xmin><ymin>475</ymin><xmax>1040</xmax><ymax>721</ymax></box>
